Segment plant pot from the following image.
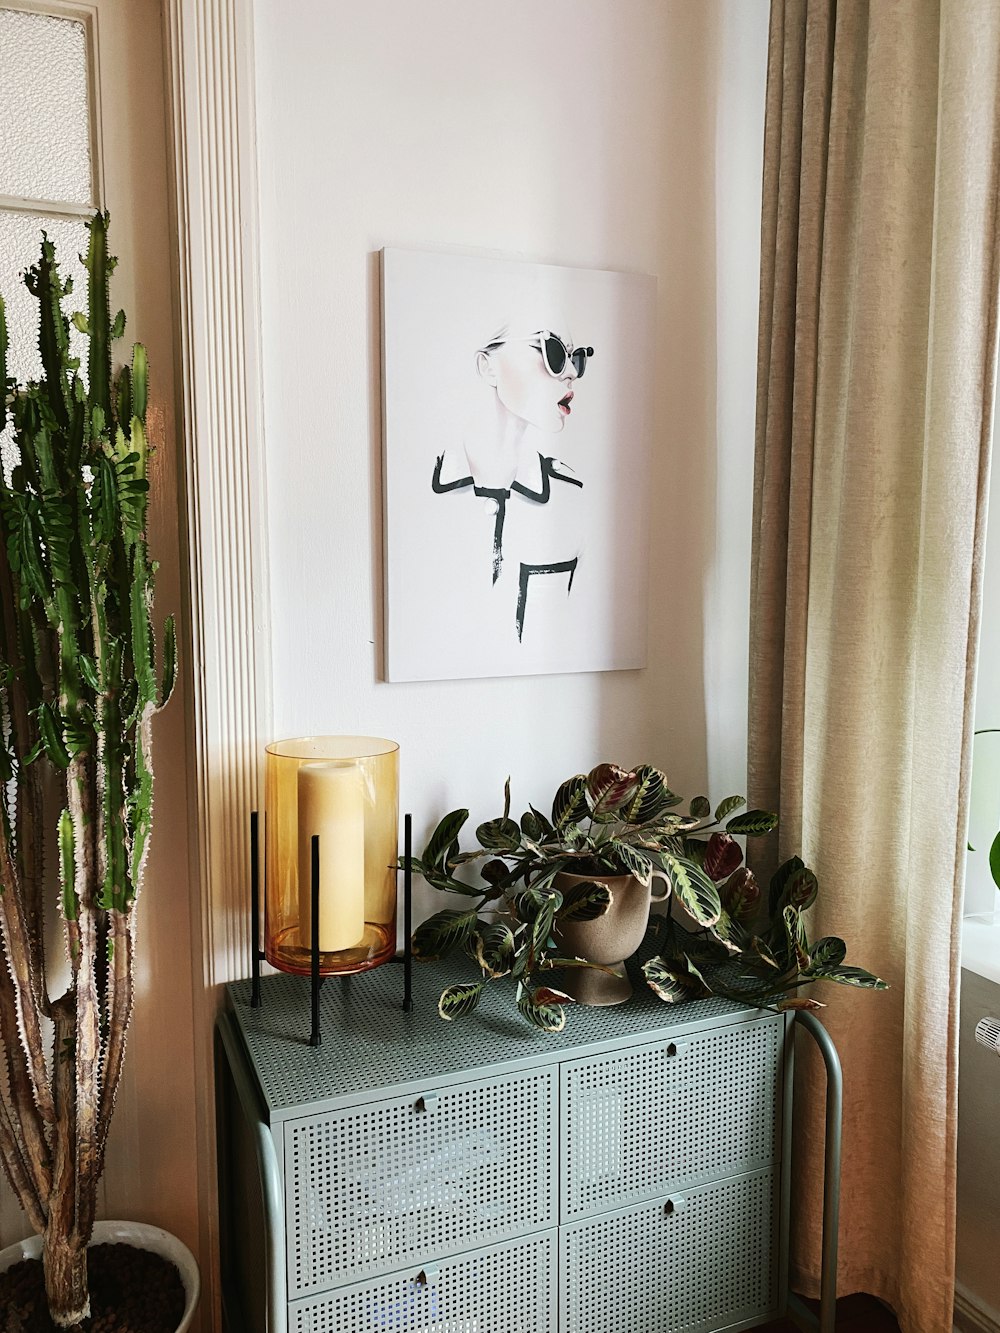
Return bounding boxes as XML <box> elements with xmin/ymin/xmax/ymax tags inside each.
<box><xmin>0</xmin><ymin>1220</ymin><xmax>200</xmax><ymax>1332</ymax></box>
<box><xmin>554</xmin><ymin>870</ymin><xmax>667</xmax><ymax>1005</ymax></box>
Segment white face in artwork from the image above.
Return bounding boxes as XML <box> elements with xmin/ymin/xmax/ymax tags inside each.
<box><xmin>478</xmin><ymin>334</ymin><xmax>580</xmax><ymax>434</ymax></box>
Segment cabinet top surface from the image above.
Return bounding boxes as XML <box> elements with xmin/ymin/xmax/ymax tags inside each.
<box><xmin>227</xmin><ymin>956</ymin><xmax>774</xmax><ymax>1120</ymax></box>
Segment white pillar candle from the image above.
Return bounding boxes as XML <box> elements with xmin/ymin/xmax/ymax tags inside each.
<box><xmin>297</xmin><ymin>762</ymin><xmax>366</xmax><ymax>952</ymax></box>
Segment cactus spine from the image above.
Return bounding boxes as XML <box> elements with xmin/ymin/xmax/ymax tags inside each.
<box><xmin>0</xmin><ymin>213</ymin><xmax>175</xmax><ymax>1327</ymax></box>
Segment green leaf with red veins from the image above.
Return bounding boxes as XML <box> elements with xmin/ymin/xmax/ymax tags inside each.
<box><xmin>720</xmin><ymin>866</ymin><xmax>760</xmax><ymax>920</ymax></box>
<box><xmin>703</xmin><ymin>832</ymin><xmax>744</xmax><ymax>882</ymax></box>
<box><xmin>556</xmin><ymin>879</ymin><xmax>613</xmax><ymax>922</ymax></box>
<box><xmin>586</xmin><ymin>763</ymin><xmax>640</xmax><ymax>821</ymax></box>
<box><xmin>517</xmin><ymin>989</ymin><xmax>567</xmax><ymax>1031</ymax></box>
<box><xmin>552</xmin><ymin>774</ymin><xmax>589</xmax><ymax>831</ymax></box>
<box><xmin>783</xmin><ymin>904</ymin><xmax>810</xmax><ymax>971</ymax></box>
<box><xmin>618</xmin><ymin>764</ymin><xmax>670</xmax><ymax>824</ymax></box>
<box><xmin>438</xmin><ymin>982</ymin><xmax>484</xmax><ymax>1021</ymax></box>
<box><xmin>642</xmin><ymin>956</ymin><xmax>706</xmax><ymax>1004</ymax></box>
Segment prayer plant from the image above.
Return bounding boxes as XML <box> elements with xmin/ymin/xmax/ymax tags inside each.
<box><xmin>411</xmin><ymin>763</ymin><xmax>887</xmax><ymax>1032</ymax></box>
<box><xmin>0</xmin><ymin>214</ymin><xmax>175</xmax><ymax>1327</ymax></box>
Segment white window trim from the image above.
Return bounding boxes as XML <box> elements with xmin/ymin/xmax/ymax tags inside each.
<box><xmin>0</xmin><ymin>0</ymin><xmax>105</xmax><ymax>217</ymax></box>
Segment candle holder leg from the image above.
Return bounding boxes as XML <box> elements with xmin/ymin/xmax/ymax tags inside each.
<box><xmin>309</xmin><ymin>833</ymin><xmax>322</xmax><ymax>1047</ymax></box>
<box><xmin>403</xmin><ymin>813</ymin><xmax>413</xmax><ymax>1012</ymax></box>
<box><xmin>251</xmin><ymin>810</ymin><xmax>262</xmax><ymax>1009</ymax></box>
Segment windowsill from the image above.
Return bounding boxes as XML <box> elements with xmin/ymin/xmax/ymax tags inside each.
<box><xmin>961</xmin><ymin>914</ymin><xmax>1000</xmax><ymax>985</ymax></box>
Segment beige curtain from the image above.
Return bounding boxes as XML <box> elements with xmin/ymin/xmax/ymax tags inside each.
<box><xmin>749</xmin><ymin>2</ymin><xmax>1000</xmax><ymax>1330</ymax></box>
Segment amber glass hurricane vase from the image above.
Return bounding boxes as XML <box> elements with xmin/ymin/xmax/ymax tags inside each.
<box><xmin>264</xmin><ymin>737</ymin><xmax>399</xmax><ymax>975</ymax></box>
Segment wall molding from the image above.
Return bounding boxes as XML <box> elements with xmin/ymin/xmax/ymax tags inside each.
<box><xmin>956</xmin><ymin>1284</ymin><xmax>1000</xmax><ymax>1333</ymax></box>
<box><xmin>163</xmin><ymin>1</ymin><xmax>271</xmax><ymax>1328</ymax></box>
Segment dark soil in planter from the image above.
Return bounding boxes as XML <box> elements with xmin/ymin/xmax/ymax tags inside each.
<box><xmin>0</xmin><ymin>1242</ymin><xmax>185</xmax><ymax>1333</ymax></box>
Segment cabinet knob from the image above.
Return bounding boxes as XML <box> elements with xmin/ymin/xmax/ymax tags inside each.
<box><xmin>417</xmin><ymin>1093</ymin><xmax>439</xmax><ymax>1112</ymax></box>
<box><xmin>665</xmin><ymin>1195</ymin><xmax>687</xmax><ymax>1215</ymax></box>
<box><xmin>665</xmin><ymin>1042</ymin><xmax>689</xmax><ymax>1059</ymax></box>
<box><xmin>417</xmin><ymin>1266</ymin><xmax>440</xmax><ymax>1285</ymax></box>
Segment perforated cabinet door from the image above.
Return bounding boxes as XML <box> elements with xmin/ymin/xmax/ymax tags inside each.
<box><xmin>560</xmin><ymin>1170</ymin><xmax>779</xmax><ymax>1333</ymax></box>
<box><xmin>561</xmin><ymin>1015</ymin><xmax>781</xmax><ymax>1219</ymax></box>
<box><xmin>284</xmin><ymin>1066</ymin><xmax>557</xmax><ymax>1295</ymax></box>
<box><xmin>288</xmin><ymin>1230</ymin><xmax>558</xmax><ymax>1333</ymax></box>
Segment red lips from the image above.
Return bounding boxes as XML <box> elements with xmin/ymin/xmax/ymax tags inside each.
<box><xmin>559</xmin><ymin>391</ymin><xmax>574</xmax><ymax>415</ymax></box>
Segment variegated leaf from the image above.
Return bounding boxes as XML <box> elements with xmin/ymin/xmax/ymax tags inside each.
<box><xmin>715</xmin><ymin>794</ymin><xmax>746</xmax><ymax>822</ymax></box>
<box><xmin>806</xmin><ymin>936</ymin><xmax>846</xmax><ymax>972</ymax></box>
<box><xmin>783</xmin><ymin>904</ymin><xmax>810</xmax><ymax>971</ymax></box>
<box><xmin>768</xmin><ymin>856</ymin><xmax>805</xmax><ymax>918</ymax></box>
<box><xmin>473</xmin><ymin>922</ymin><xmax>516</xmax><ymax>978</ymax></box>
<box><xmin>726</xmin><ymin>808</ymin><xmax>779</xmax><ymax>837</ymax></box>
<box><xmin>586</xmin><ymin>763</ymin><xmax>640</xmax><ymax>821</ymax></box>
<box><xmin>517</xmin><ymin>988</ymin><xmax>567</xmax><ymax>1031</ymax></box>
<box><xmin>411</xmin><ymin>908</ymin><xmax>478</xmax><ymax>961</ymax></box>
<box><xmin>533</xmin><ymin>986</ymin><xmax>575</xmax><ymax>1007</ymax></box>
<box><xmin>476</xmin><ymin>817</ymin><xmax>521</xmax><ymax>851</ymax></box>
<box><xmin>608</xmin><ymin>841</ymin><xmax>653</xmax><ymax>886</ymax></box>
<box><xmin>618</xmin><ymin>764</ymin><xmax>670</xmax><ymax>824</ymax></box>
<box><xmin>703</xmin><ymin>832</ymin><xmax>743</xmax><ymax>883</ymax></box>
<box><xmin>520</xmin><ymin>809</ymin><xmax>546</xmax><ymax>842</ymax></box>
<box><xmin>552</xmin><ymin>774</ymin><xmax>589</xmax><ymax>831</ymax></box>
<box><xmin>642</xmin><ymin>956</ymin><xmax>705</xmax><ymax>1004</ymax></box>
<box><xmin>720</xmin><ymin>866</ymin><xmax>760</xmax><ymax>921</ymax></box>
<box><xmin>808</xmin><ymin>964</ymin><xmax>889</xmax><ymax>990</ymax></box>
<box><xmin>438</xmin><ymin>981</ymin><xmax>484</xmax><ymax>1020</ymax></box>
<box><xmin>424</xmin><ymin>809</ymin><xmax>469</xmax><ymax>869</ymax></box>
<box><xmin>689</xmin><ymin>795</ymin><xmax>711</xmax><ymax>819</ymax></box>
<box><xmin>657</xmin><ymin>852</ymin><xmax>721</xmax><ymax>927</ymax></box>
<box><xmin>556</xmin><ymin>879</ymin><xmax>613</xmax><ymax>922</ymax></box>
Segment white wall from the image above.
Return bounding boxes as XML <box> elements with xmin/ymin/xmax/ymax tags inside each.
<box><xmin>252</xmin><ymin>0</ymin><xmax>768</xmax><ymax>918</ymax></box>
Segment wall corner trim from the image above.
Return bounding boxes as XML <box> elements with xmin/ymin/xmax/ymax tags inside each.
<box><xmin>164</xmin><ymin>0</ymin><xmax>272</xmax><ymax>1328</ymax></box>
<box><xmin>955</xmin><ymin>1284</ymin><xmax>1000</xmax><ymax>1333</ymax></box>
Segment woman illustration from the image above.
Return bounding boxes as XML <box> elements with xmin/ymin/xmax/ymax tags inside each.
<box><xmin>432</xmin><ymin>321</ymin><xmax>594</xmax><ymax>641</ymax></box>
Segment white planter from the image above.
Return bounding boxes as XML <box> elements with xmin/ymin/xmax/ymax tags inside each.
<box><xmin>0</xmin><ymin>1220</ymin><xmax>200</xmax><ymax>1332</ymax></box>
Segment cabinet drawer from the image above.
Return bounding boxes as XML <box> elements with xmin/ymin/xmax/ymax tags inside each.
<box><xmin>285</xmin><ymin>1066</ymin><xmax>557</xmax><ymax>1295</ymax></box>
<box><xmin>561</xmin><ymin>1015</ymin><xmax>781</xmax><ymax>1219</ymax></box>
<box><xmin>289</xmin><ymin>1229</ymin><xmax>558</xmax><ymax>1333</ymax></box>
<box><xmin>560</xmin><ymin>1170</ymin><xmax>779</xmax><ymax>1333</ymax></box>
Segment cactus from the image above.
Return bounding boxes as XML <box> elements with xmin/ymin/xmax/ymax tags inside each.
<box><xmin>0</xmin><ymin>214</ymin><xmax>175</xmax><ymax>1327</ymax></box>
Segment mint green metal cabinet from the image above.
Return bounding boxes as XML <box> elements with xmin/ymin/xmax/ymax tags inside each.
<box><xmin>216</xmin><ymin>961</ymin><xmax>790</xmax><ymax>1333</ymax></box>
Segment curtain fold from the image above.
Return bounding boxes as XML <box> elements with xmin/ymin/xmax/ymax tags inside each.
<box><xmin>749</xmin><ymin>2</ymin><xmax>1000</xmax><ymax>1329</ymax></box>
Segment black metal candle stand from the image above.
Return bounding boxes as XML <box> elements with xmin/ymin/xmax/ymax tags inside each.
<box><xmin>249</xmin><ymin>810</ymin><xmax>414</xmax><ymax>1047</ymax></box>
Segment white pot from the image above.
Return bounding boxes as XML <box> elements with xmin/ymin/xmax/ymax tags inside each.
<box><xmin>0</xmin><ymin>1220</ymin><xmax>200</xmax><ymax>1331</ymax></box>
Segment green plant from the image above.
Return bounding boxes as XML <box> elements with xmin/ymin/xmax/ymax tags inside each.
<box><xmin>411</xmin><ymin>763</ymin><xmax>886</xmax><ymax>1032</ymax></box>
<box><xmin>0</xmin><ymin>214</ymin><xmax>175</xmax><ymax>1327</ymax></box>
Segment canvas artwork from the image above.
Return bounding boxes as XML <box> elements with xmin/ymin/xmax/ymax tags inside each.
<box><xmin>381</xmin><ymin>247</ymin><xmax>655</xmax><ymax>682</ymax></box>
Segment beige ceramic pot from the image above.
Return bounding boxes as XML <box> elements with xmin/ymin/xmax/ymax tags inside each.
<box><xmin>554</xmin><ymin>869</ymin><xmax>668</xmax><ymax>1005</ymax></box>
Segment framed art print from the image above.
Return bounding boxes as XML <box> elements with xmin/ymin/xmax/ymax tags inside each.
<box><xmin>381</xmin><ymin>247</ymin><xmax>655</xmax><ymax>682</ymax></box>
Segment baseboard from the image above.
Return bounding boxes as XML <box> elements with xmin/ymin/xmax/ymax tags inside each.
<box><xmin>955</xmin><ymin>1283</ymin><xmax>1000</xmax><ymax>1333</ymax></box>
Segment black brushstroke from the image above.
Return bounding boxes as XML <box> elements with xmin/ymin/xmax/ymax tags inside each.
<box><xmin>431</xmin><ymin>453</ymin><xmax>582</xmax><ymax>585</ymax></box>
<box><xmin>473</xmin><ymin>486</ymin><xmax>508</xmax><ymax>584</ymax></box>
<box><xmin>432</xmin><ymin>454</ymin><xmax>473</xmax><ymax>493</ymax></box>
<box><xmin>516</xmin><ymin>558</ymin><xmax>578</xmax><ymax>642</ymax></box>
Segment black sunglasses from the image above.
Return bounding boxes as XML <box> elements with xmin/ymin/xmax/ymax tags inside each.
<box><xmin>532</xmin><ymin>331</ymin><xmax>594</xmax><ymax>379</ymax></box>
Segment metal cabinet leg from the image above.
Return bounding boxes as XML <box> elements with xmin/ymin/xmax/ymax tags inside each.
<box><xmin>785</xmin><ymin>1010</ymin><xmax>843</xmax><ymax>1333</ymax></box>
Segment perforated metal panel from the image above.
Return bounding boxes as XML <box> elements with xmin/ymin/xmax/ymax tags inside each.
<box><xmin>289</xmin><ymin>1231</ymin><xmax>557</xmax><ymax>1333</ymax></box>
<box><xmin>286</xmin><ymin>1068</ymin><xmax>556</xmax><ymax>1295</ymax></box>
<box><xmin>228</xmin><ymin>960</ymin><xmax>759</xmax><ymax>1119</ymax></box>
<box><xmin>561</xmin><ymin>1171</ymin><xmax>778</xmax><ymax>1333</ymax></box>
<box><xmin>561</xmin><ymin>1017</ymin><xmax>780</xmax><ymax>1219</ymax></box>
